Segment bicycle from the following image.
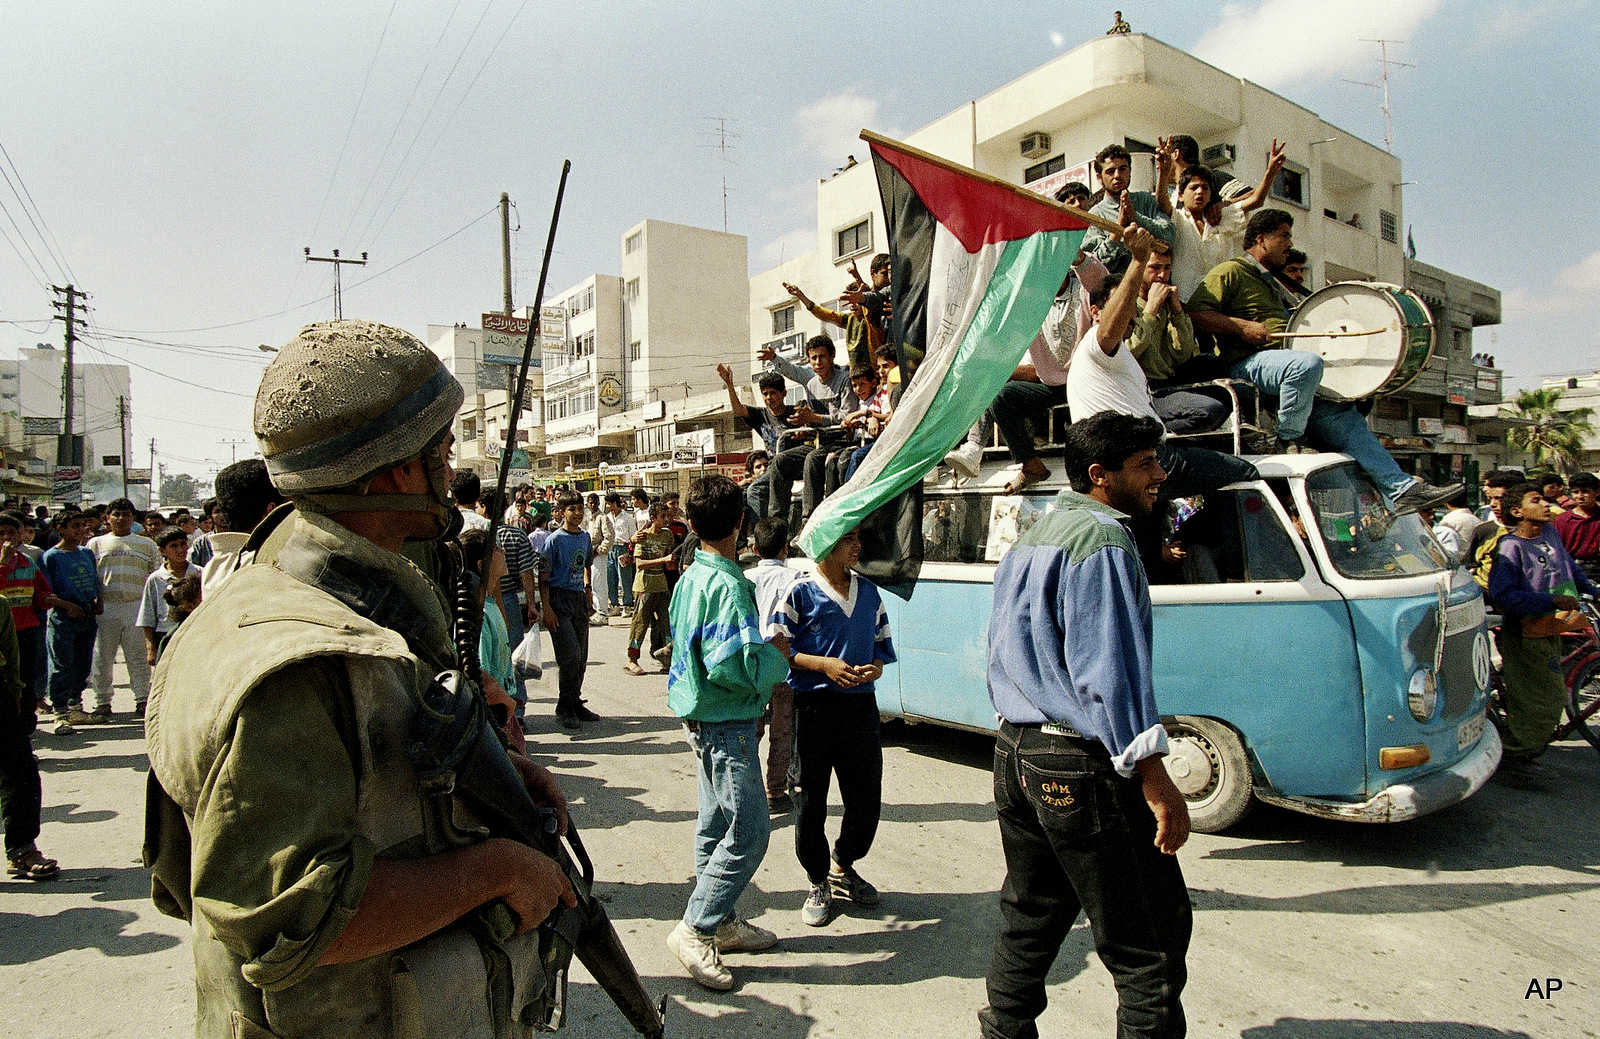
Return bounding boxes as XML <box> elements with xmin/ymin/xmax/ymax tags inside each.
<box><xmin>1486</xmin><ymin>594</ymin><xmax>1600</xmax><ymax>754</ymax></box>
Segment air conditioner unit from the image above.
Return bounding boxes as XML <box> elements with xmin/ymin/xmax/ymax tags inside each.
<box><xmin>1020</xmin><ymin>132</ymin><xmax>1052</xmax><ymax>160</ymax></box>
<box><xmin>1202</xmin><ymin>143</ymin><xmax>1236</xmax><ymax>167</ymax></box>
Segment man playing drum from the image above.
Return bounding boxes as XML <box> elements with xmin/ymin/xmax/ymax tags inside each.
<box><xmin>1187</xmin><ymin>209</ymin><xmax>1461</xmax><ymax>514</ymax></box>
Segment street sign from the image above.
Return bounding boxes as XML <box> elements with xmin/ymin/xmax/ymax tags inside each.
<box><xmin>481</xmin><ymin>313</ymin><xmax>544</xmax><ymax>367</ymax></box>
<box><xmin>672</xmin><ymin>447</ymin><xmax>703</xmax><ymax>469</ymax></box>
<box><xmin>22</xmin><ymin>417</ymin><xmax>59</xmax><ymax>436</ymax></box>
<box><xmin>22</xmin><ymin>459</ymin><xmax>50</xmax><ymax>476</ymax></box>
<box><xmin>540</xmin><ymin>305</ymin><xmax>566</xmax><ymax>345</ymax></box>
<box><xmin>52</xmin><ymin>466</ymin><xmax>81</xmax><ymax>502</ymax></box>
<box><xmin>126</xmin><ymin>468</ymin><xmax>152</xmax><ymax>483</ymax></box>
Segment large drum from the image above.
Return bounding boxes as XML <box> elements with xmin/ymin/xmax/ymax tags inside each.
<box><xmin>1286</xmin><ymin>281</ymin><xmax>1435</xmax><ymax>401</ymax></box>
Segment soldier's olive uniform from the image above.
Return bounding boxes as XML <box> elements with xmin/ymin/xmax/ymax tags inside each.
<box><xmin>145</xmin><ymin>321</ymin><xmax>551</xmax><ymax>1038</ymax></box>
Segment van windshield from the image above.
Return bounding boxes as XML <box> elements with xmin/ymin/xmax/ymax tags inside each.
<box><xmin>1304</xmin><ymin>464</ymin><xmax>1449</xmax><ymax>579</ymax></box>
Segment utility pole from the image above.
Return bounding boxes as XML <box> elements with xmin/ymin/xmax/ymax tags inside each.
<box><xmin>50</xmin><ymin>284</ymin><xmax>87</xmax><ymax>466</ymax></box>
<box><xmin>221</xmin><ymin>438</ymin><xmax>252</xmax><ymax>466</ymax></box>
<box><xmin>149</xmin><ymin>437</ymin><xmax>157</xmax><ymax>504</ymax></box>
<box><xmin>501</xmin><ymin>192</ymin><xmax>514</xmax><ymax>316</ymax></box>
<box><xmin>118</xmin><ymin>395</ymin><xmax>129</xmax><ymax>498</ymax></box>
<box><xmin>303</xmin><ymin>248</ymin><xmax>368</xmax><ymax>320</ymax></box>
<box><xmin>1343</xmin><ymin>39</ymin><xmax>1414</xmax><ymax>154</ymax></box>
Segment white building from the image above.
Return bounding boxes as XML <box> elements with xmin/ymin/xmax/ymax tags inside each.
<box><xmin>0</xmin><ymin>346</ymin><xmax>133</xmax><ymax>474</ymax></box>
<box><xmin>427</xmin><ymin>322</ymin><xmax>542</xmax><ymax>481</ymax></box>
<box><xmin>752</xmin><ymin>31</ymin><xmax>1412</xmax><ymax>366</ymax></box>
<box><xmin>531</xmin><ymin>220</ymin><xmax>749</xmax><ymax>488</ymax></box>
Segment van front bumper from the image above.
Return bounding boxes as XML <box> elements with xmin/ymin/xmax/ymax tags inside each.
<box><xmin>1254</xmin><ymin>724</ymin><xmax>1502</xmax><ymax>823</ymax></box>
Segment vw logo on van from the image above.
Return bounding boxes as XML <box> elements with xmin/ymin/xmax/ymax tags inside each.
<box><xmin>1472</xmin><ymin>630</ymin><xmax>1492</xmax><ymax>691</ymax></box>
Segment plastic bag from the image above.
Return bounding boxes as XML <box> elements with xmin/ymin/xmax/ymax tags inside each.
<box><xmin>512</xmin><ymin>622</ymin><xmax>544</xmax><ymax>681</ymax></box>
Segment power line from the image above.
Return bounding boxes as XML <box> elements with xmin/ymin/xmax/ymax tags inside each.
<box><xmin>365</xmin><ymin>0</ymin><xmax>530</xmax><ymax>250</ymax></box>
<box><xmin>351</xmin><ymin>0</ymin><xmax>496</xmax><ymax>249</ymax></box>
<box><xmin>95</xmin><ymin>204</ymin><xmax>498</xmax><ymax>335</ymax></box>
<box><xmin>337</xmin><ymin>0</ymin><xmax>467</xmax><ymax>252</ymax></box>
<box><xmin>0</xmin><ymin>195</ymin><xmax>54</xmax><ymax>288</ymax></box>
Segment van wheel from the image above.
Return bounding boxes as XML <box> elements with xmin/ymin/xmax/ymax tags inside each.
<box><xmin>1162</xmin><ymin>716</ymin><xmax>1254</xmax><ymax>833</ymax></box>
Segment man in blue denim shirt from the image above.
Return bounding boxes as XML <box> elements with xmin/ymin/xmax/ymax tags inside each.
<box><xmin>980</xmin><ymin>411</ymin><xmax>1192</xmax><ymax>1039</ymax></box>
<box><xmin>665</xmin><ymin>475</ymin><xmax>791</xmax><ymax>991</ymax></box>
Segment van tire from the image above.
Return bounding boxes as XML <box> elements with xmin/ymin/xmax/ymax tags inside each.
<box><xmin>1161</xmin><ymin>716</ymin><xmax>1254</xmax><ymax>833</ymax></box>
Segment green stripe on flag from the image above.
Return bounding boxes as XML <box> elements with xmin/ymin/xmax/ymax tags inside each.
<box><xmin>799</xmin><ymin>228</ymin><xmax>1083</xmax><ymax>561</ymax></box>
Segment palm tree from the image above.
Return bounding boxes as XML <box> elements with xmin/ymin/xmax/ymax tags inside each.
<box><xmin>1503</xmin><ymin>387</ymin><xmax>1595</xmax><ymax>472</ymax></box>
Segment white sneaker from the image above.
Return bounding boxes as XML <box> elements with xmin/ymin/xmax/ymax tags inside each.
<box><xmin>943</xmin><ymin>441</ymin><xmax>982</xmax><ymax>479</ymax></box>
<box><xmin>667</xmin><ymin>921</ymin><xmax>734</xmax><ymax>990</ymax></box>
<box><xmin>715</xmin><ymin>916</ymin><xmax>778</xmax><ymax>953</ymax></box>
<box><xmin>800</xmin><ymin>883</ymin><xmax>833</xmax><ymax>927</ymax></box>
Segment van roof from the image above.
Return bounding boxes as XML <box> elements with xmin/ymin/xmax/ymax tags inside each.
<box><xmin>922</xmin><ymin>452</ymin><xmax>1356</xmax><ymax>494</ymax></box>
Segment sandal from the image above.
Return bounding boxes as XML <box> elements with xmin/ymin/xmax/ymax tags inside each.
<box><xmin>1002</xmin><ymin>459</ymin><xmax>1050</xmax><ymax>495</ymax></box>
<box><xmin>7</xmin><ymin>847</ymin><xmax>60</xmax><ymax>881</ymax></box>
<box><xmin>623</xmin><ymin>661</ymin><xmax>648</xmax><ymax>676</ymax></box>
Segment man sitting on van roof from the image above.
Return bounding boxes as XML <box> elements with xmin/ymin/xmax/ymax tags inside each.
<box><xmin>1186</xmin><ymin>209</ymin><xmax>1461</xmax><ymax>514</ymax></box>
<box><xmin>1065</xmin><ymin>225</ymin><xmax>1257</xmax><ymax>500</ymax></box>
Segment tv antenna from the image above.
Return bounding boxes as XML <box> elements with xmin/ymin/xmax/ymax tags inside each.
<box><xmin>699</xmin><ymin>117</ymin><xmax>740</xmax><ymax>232</ymax></box>
<box><xmin>1342</xmin><ymin>39</ymin><xmax>1414</xmax><ymax>153</ymax></box>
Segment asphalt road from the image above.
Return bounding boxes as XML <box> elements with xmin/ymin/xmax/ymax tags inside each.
<box><xmin>3</xmin><ymin>624</ymin><xmax>1595</xmax><ymax>1038</ymax></box>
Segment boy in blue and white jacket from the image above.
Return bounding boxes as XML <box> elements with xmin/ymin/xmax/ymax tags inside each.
<box><xmin>771</xmin><ymin>525</ymin><xmax>895</xmax><ymax>928</ymax></box>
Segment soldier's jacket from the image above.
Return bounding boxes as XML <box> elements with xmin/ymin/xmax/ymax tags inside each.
<box><xmin>145</xmin><ymin>508</ymin><xmax>548</xmax><ymax>1039</ymax></box>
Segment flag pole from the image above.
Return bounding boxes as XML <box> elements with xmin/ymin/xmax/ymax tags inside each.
<box><xmin>860</xmin><ymin>128</ymin><xmax>1126</xmax><ymax>237</ymax></box>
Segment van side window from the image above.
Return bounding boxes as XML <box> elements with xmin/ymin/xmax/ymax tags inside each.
<box><xmin>1238</xmin><ymin>489</ymin><xmax>1305</xmax><ymax>581</ymax></box>
<box><xmin>923</xmin><ymin>494</ymin><xmax>1055</xmax><ymax>563</ymax></box>
<box><xmin>1163</xmin><ymin>490</ymin><xmax>1303</xmax><ymax>584</ymax></box>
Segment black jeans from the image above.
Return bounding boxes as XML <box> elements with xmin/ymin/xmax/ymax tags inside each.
<box><xmin>771</xmin><ymin>445</ymin><xmax>812</xmax><ymax>522</ymax></box>
<box><xmin>0</xmin><ymin>701</ymin><xmax>41</xmax><ymax>859</ymax></box>
<box><xmin>792</xmin><ymin>691</ymin><xmax>882</xmax><ymax>884</ymax></box>
<box><xmin>980</xmin><ymin>721</ymin><xmax>1191</xmax><ymax>1039</ymax></box>
<box><xmin>1154</xmin><ymin>441</ymin><xmax>1258</xmax><ymax>500</ymax></box>
<box><xmin>991</xmin><ymin>382</ymin><xmax>1067</xmax><ymax>465</ymax></box>
<box><xmin>547</xmin><ymin>587</ymin><xmax>591</xmax><ymax>711</ymax></box>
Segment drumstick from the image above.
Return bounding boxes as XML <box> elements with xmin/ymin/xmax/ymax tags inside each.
<box><xmin>1270</xmin><ymin>329</ymin><xmax>1385</xmax><ymax>339</ymax></box>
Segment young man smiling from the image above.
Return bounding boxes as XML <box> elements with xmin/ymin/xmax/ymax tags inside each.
<box><xmin>980</xmin><ymin>410</ymin><xmax>1192</xmax><ymax>1039</ymax></box>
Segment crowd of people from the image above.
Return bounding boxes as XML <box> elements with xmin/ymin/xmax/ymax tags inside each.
<box><xmin>0</xmin><ymin>132</ymin><xmax>1537</xmax><ymax>1039</ymax></box>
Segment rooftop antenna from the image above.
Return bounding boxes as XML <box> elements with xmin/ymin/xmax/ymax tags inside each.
<box><xmin>699</xmin><ymin>117</ymin><xmax>740</xmax><ymax>232</ymax></box>
<box><xmin>1342</xmin><ymin>39</ymin><xmax>1414</xmax><ymax>153</ymax></box>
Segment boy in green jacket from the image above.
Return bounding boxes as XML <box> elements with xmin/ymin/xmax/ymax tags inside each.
<box><xmin>664</xmin><ymin>475</ymin><xmax>791</xmax><ymax>991</ymax></box>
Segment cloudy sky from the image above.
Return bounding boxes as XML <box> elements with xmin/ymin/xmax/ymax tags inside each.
<box><xmin>0</xmin><ymin>0</ymin><xmax>1594</xmax><ymax>479</ymax></box>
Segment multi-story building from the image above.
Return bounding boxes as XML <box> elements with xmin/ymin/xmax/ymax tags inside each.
<box><xmin>1537</xmin><ymin>373</ymin><xmax>1600</xmax><ymax>473</ymax></box>
<box><xmin>748</xmin><ymin>31</ymin><xmax>1507</xmax><ymax>493</ymax></box>
<box><xmin>427</xmin><ymin>322</ymin><xmax>542</xmax><ymax>481</ymax></box>
<box><xmin>0</xmin><ymin>347</ymin><xmax>133</xmax><ymax>479</ymax></box>
<box><xmin>533</xmin><ymin>220</ymin><xmax>749</xmax><ymax>490</ymax></box>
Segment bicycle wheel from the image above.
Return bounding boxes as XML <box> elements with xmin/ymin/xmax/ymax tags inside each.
<box><xmin>1567</xmin><ymin>657</ymin><xmax>1600</xmax><ymax>751</ymax></box>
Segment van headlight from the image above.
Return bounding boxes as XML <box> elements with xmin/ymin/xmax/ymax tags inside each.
<box><xmin>1408</xmin><ymin>669</ymin><xmax>1438</xmax><ymax>721</ymax></box>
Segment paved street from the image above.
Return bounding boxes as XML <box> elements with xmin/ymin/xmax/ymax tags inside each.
<box><xmin>3</xmin><ymin>626</ymin><xmax>1596</xmax><ymax>1038</ymax></box>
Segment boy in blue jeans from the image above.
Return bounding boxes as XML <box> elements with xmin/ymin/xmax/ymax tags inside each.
<box><xmin>540</xmin><ymin>492</ymin><xmax>597</xmax><ymax>730</ymax></box>
<box><xmin>41</xmin><ymin>511</ymin><xmax>101</xmax><ymax>726</ymax></box>
<box><xmin>772</xmin><ymin>526</ymin><xmax>896</xmax><ymax>927</ymax></box>
<box><xmin>665</xmin><ymin>475</ymin><xmax>790</xmax><ymax>991</ymax></box>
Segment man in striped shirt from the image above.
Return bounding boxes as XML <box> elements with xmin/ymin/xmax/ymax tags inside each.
<box><xmin>87</xmin><ymin>498</ymin><xmax>161</xmax><ymax>720</ymax></box>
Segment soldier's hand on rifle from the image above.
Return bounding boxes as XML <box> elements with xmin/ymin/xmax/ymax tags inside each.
<box><xmin>493</xmin><ymin>840</ymin><xmax>577</xmax><ymax>934</ymax></box>
<box><xmin>509</xmin><ymin>751</ymin><xmax>569</xmax><ymax>835</ymax></box>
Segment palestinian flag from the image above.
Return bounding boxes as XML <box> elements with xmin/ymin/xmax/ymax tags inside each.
<box><xmin>796</xmin><ymin>131</ymin><xmax>1096</xmax><ymax>592</ymax></box>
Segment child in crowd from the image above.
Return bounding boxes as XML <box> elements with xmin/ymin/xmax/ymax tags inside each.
<box><xmin>458</xmin><ymin>529</ymin><xmax>527</xmax><ymax>755</ymax></box>
<box><xmin>540</xmin><ymin>492</ymin><xmax>598</xmax><ymax>730</ymax></box>
<box><xmin>41</xmin><ymin>511</ymin><xmax>101</xmax><ymax>732</ymax></box>
<box><xmin>87</xmin><ymin>497</ymin><xmax>161</xmax><ymax>720</ymax></box>
<box><xmin>1488</xmin><ymin>482</ymin><xmax>1600</xmax><ymax>776</ymax></box>
<box><xmin>155</xmin><ymin>575</ymin><xmax>203</xmax><ymax>661</ymax></box>
<box><xmin>0</xmin><ymin>512</ymin><xmax>65</xmax><ymax>724</ymax></box>
<box><xmin>772</xmin><ymin>526</ymin><xmax>896</xmax><ymax>927</ymax></box>
<box><xmin>605</xmin><ymin>491</ymin><xmax>637</xmax><ymax>616</ymax></box>
<box><xmin>840</xmin><ymin>364</ymin><xmax>892</xmax><ymax>483</ymax></box>
<box><xmin>624</xmin><ymin>502</ymin><xmax>676</xmax><ymax>676</ymax></box>
<box><xmin>750</xmin><ymin>517</ymin><xmax>800</xmax><ymax>813</ymax></box>
<box><xmin>1552</xmin><ymin>471</ymin><xmax>1600</xmax><ymax>583</ymax></box>
<box><xmin>0</xmin><ymin>552</ymin><xmax>57</xmax><ymax>879</ymax></box>
<box><xmin>664</xmin><ymin>474</ymin><xmax>790</xmax><ymax>991</ymax></box>
<box><xmin>137</xmin><ymin>528</ymin><xmax>202</xmax><ymax>670</ymax></box>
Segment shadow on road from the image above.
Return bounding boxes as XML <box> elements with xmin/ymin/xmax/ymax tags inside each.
<box><xmin>566</xmin><ymin>984</ymin><xmax>818</xmax><ymax>1038</ymax></box>
<box><xmin>40</xmin><ymin>801</ymin><xmax>117</xmax><ymax>825</ymax></box>
<box><xmin>1191</xmin><ymin>879</ymin><xmax>1600</xmax><ymax>915</ymax></box>
<box><xmin>0</xmin><ymin>905</ymin><xmax>179</xmax><ymax>964</ymax></box>
<box><xmin>1241</xmin><ymin>1019</ymin><xmax>1532</xmax><ymax>1038</ymax></box>
<box><xmin>38</xmin><ymin>752</ymin><xmax>149</xmax><ymax>774</ymax></box>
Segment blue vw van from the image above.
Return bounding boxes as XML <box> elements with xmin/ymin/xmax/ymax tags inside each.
<box><xmin>866</xmin><ymin>453</ymin><xmax>1500</xmax><ymax>832</ymax></box>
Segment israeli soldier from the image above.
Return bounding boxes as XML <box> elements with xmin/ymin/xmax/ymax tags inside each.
<box><xmin>145</xmin><ymin>320</ymin><xmax>577</xmax><ymax>1038</ymax></box>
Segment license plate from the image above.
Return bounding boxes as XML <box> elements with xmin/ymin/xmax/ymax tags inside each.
<box><xmin>1458</xmin><ymin>713</ymin><xmax>1485</xmax><ymax>750</ymax></box>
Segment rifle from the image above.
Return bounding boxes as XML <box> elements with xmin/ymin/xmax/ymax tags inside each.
<box><xmin>411</xmin><ymin>671</ymin><xmax>668</xmax><ymax>1037</ymax></box>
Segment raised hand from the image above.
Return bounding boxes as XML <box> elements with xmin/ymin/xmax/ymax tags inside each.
<box><xmin>1118</xmin><ymin>189</ymin><xmax>1136</xmax><ymax>228</ymax></box>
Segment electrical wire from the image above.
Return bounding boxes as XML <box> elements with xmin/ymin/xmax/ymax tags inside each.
<box><xmin>366</xmin><ymin>0</ymin><xmax>530</xmax><ymax>251</ymax></box>
<box><xmin>338</xmin><ymin>0</ymin><xmax>467</xmax><ymax>251</ymax></box>
<box><xmin>350</xmin><ymin>0</ymin><xmax>494</xmax><ymax>250</ymax></box>
<box><xmin>95</xmin><ymin>204</ymin><xmax>499</xmax><ymax>336</ymax></box>
<box><xmin>0</xmin><ymin>145</ymin><xmax>70</xmax><ymax>284</ymax></box>
<box><xmin>0</xmin><ymin>195</ymin><xmax>54</xmax><ymax>289</ymax></box>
